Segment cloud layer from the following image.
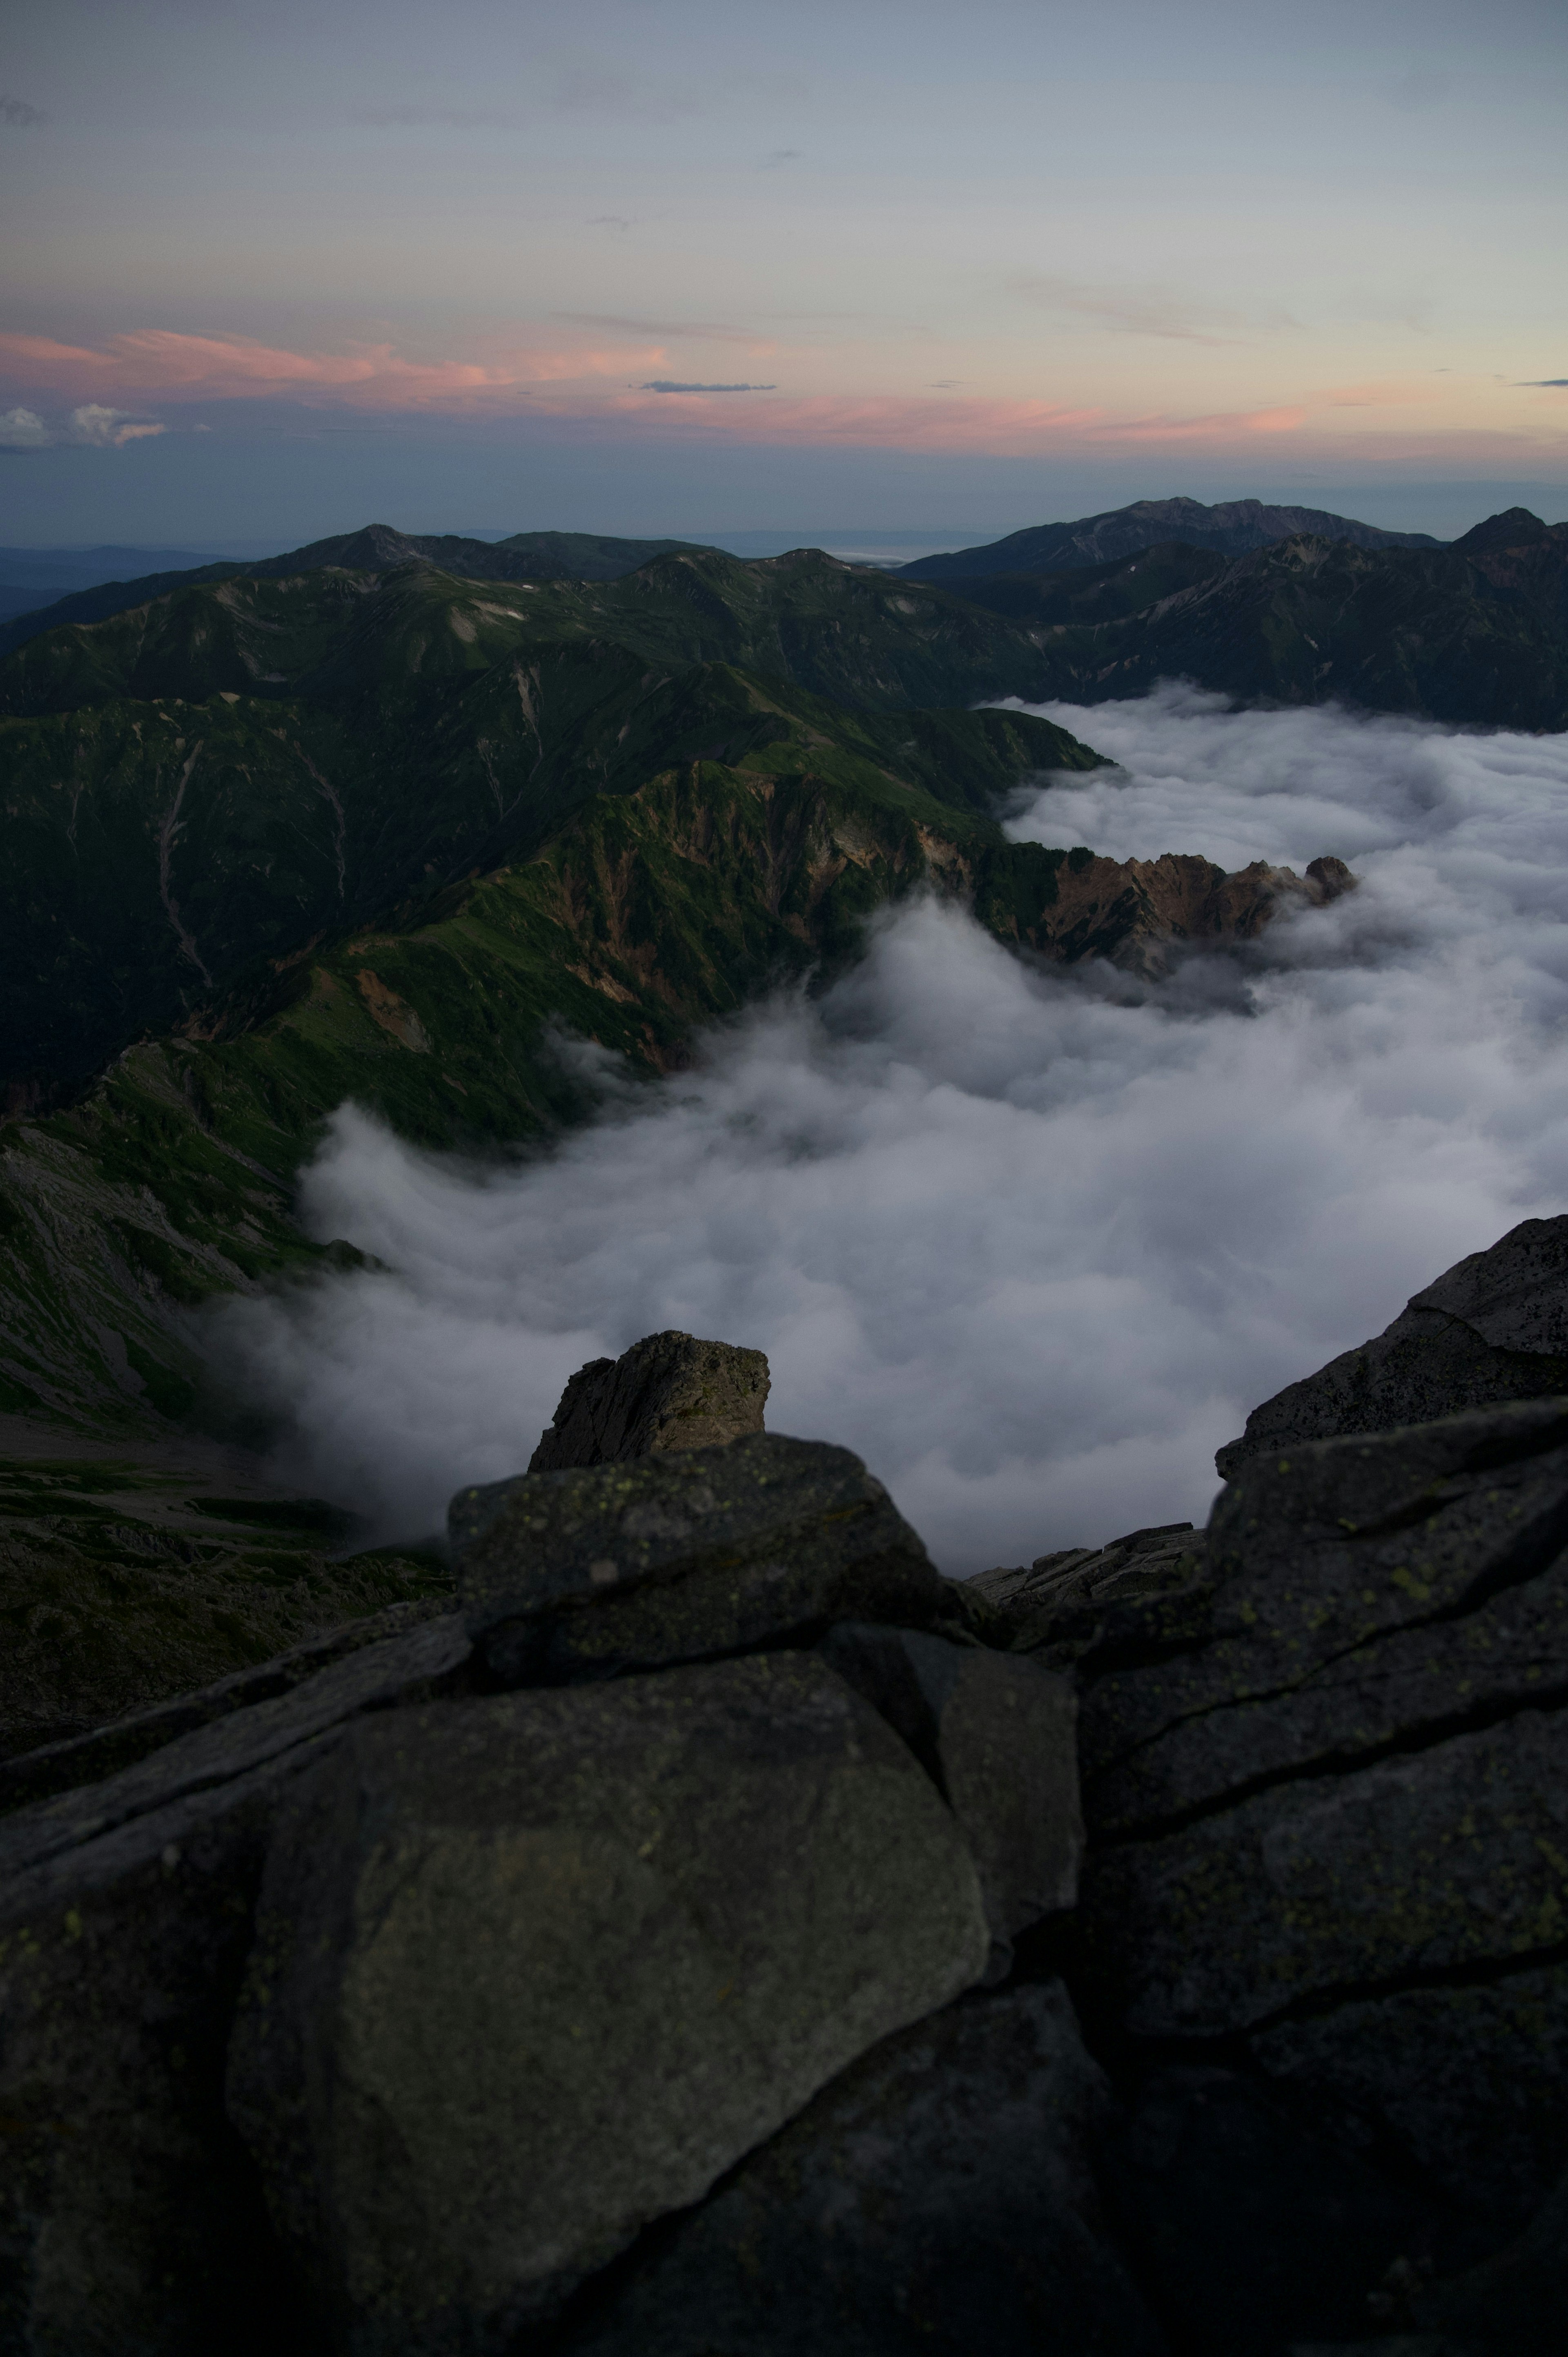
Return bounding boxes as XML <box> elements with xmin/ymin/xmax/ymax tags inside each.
<box><xmin>218</xmin><ymin>691</ymin><xmax>1568</xmax><ymax>1572</ymax></box>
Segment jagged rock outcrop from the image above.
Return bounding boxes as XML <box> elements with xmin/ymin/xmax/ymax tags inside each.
<box><xmin>1217</xmin><ymin>1213</ymin><xmax>1568</xmax><ymax>1476</ymax></box>
<box><xmin>7</xmin><ymin>1235</ymin><xmax>1568</xmax><ymax>2354</ymax></box>
<box><xmin>1052</xmin><ymin>1396</ymin><xmax>1568</xmax><ymax>2353</ymax></box>
<box><xmin>0</xmin><ymin>1434</ymin><xmax>1091</xmax><ymax>2356</ymax></box>
<box><xmin>528</xmin><ymin>1329</ymin><xmax>769</xmax><ymax>1471</ymax></box>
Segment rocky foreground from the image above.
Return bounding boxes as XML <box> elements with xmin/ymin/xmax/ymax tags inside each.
<box><xmin>4</xmin><ymin>1238</ymin><xmax>1568</xmax><ymax>2354</ymax></box>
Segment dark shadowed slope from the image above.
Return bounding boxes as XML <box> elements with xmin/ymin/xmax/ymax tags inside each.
<box><xmin>976</xmin><ymin>511</ymin><xmax>1568</xmax><ymax>727</ymax></box>
<box><xmin>0</xmin><ymin>525</ymin><xmax>720</xmax><ymax>658</ymax></box>
<box><xmin>902</xmin><ymin>496</ymin><xmax>1442</xmax><ymax>582</ymax></box>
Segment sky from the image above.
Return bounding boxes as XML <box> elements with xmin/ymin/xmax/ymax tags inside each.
<box><xmin>2</xmin><ymin>0</ymin><xmax>1567</xmax><ymax>544</ymax></box>
<box><xmin>220</xmin><ymin>695</ymin><xmax>1568</xmax><ymax>1570</ymax></box>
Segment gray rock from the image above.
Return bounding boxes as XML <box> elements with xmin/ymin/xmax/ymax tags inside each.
<box><xmin>556</xmin><ymin>1981</ymin><xmax>1166</xmax><ymax>2357</ymax></box>
<box><xmin>0</xmin><ymin>1615</ymin><xmax>471</xmax><ymax>2354</ymax></box>
<box><xmin>451</xmin><ymin>1433</ymin><xmax>954</xmax><ymax>1685</ymax></box>
<box><xmin>969</xmin><ymin>1523</ymin><xmax>1201</xmax><ymax>1627</ymax></box>
<box><xmin>0</xmin><ymin>1776</ymin><xmax>299</xmax><ymax>2357</ymax></box>
<box><xmin>1253</xmin><ymin>1965</ymin><xmax>1568</xmax><ymax>2233</ymax></box>
<box><xmin>528</xmin><ymin>1329</ymin><xmax>769</xmax><ymax>1471</ymax></box>
<box><xmin>225</xmin><ymin>1653</ymin><xmax>990</xmax><ymax>2356</ymax></box>
<box><xmin>1078</xmin><ymin>1399</ymin><xmax>1568</xmax><ymax>1837</ymax></box>
<box><xmin>819</xmin><ymin>1623</ymin><xmax>1080</xmax><ymax>1979</ymax></box>
<box><xmin>1217</xmin><ymin>1216</ymin><xmax>1568</xmax><ymax>1478</ymax></box>
<box><xmin>1069</xmin><ymin>1393</ymin><xmax>1568</xmax><ymax>2305</ymax></box>
<box><xmin>1083</xmin><ymin>1698</ymin><xmax>1568</xmax><ymax>2042</ymax></box>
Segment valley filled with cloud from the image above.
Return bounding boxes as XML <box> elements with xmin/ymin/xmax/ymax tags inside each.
<box><xmin>223</xmin><ymin>690</ymin><xmax>1568</xmax><ymax>1569</ymax></box>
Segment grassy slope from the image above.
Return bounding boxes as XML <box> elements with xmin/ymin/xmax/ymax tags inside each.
<box><xmin>0</xmin><ymin>552</ymin><xmax>1105</xmax><ymax>1441</ymax></box>
<box><xmin>0</xmin><ymin>558</ymin><xmax>1081</xmax><ymax>1100</ymax></box>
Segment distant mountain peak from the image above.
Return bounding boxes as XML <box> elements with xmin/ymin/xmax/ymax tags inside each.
<box><xmin>1450</xmin><ymin>508</ymin><xmax>1559</xmax><ymax>555</ymax></box>
<box><xmin>900</xmin><ymin>497</ymin><xmax>1444</xmax><ymax>583</ymax></box>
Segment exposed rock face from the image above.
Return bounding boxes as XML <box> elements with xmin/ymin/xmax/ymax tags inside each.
<box><xmin>972</xmin><ymin>1521</ymin><xmax>1203</xmax><ymax>1639</ymax></box>
<box><xmin>558</xmin><ymin>1981</ymin><xmax>1166</xmax><ymax>2357</ymax></box>
<box><xmin>819</xmin><ymin>1623</ymin><xmax>1081</xmax><ymax>1979</ymax></box>
<box><xmin>0</xmin><ymin>1612</ymin><xmax>472</xmax><ymax>2357</ymax></box>
<box><xmin>1060</xmin><ymin>1397</ymin><xmax>1568</xmax><ymax>2346</ymax></box>
<box><xmin>528</xmin><ymin>1328</ymin><xmax>770</xmax><ymax>1471</ymax></box>
<box><xmin>227</xmin><ymin>1657</ymin><xmax>990</xmax><ymax>2353</ymax></box>
<box><xmin>452</xmin><ymin>1431</ymin><xmax>956</xmax><ymax>1684</ymax></box>
<box><xmin>9</xmin><ymin>1248</ymin><xmax>1568</xmax><ymax>2354</ymax></box>
<box><xmin>0</xmin><ymin>1430</ymin><xmax>1082</xmax><ymax>2356</ymax></box>
<box><xmin>1216</xmin><ymin>1213</ymin><xmax>1568</xmax><ymax>1477</ymax></box>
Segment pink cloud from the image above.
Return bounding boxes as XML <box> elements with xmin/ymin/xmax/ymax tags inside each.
<box><xmin>1</xmin><ymin>329</ymin><xmax>1563</xmax><ymax>474</ymax></box>
<box><xmin>0</xmin><ymin>328</ymin><xmax>665</xmax><ymax>408</ymax></box>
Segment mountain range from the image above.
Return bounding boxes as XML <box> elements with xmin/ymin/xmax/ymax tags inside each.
<box><xmin>0</xmin><ymin>493</ymin><xmax>1556</xmax><ymax>1710</ymax></box>
<box><xmin>4</xmin><ymin>535</ymin><xmax>1355</xmax><ymax>1469</ymax></box>
<box><xmin>899</xmin><ymin>495</ymin><xmax>1442</xmax><ymax>580</ymax></box>
<box><xmin>953</xmin><ymin>508</ymin><xmax>1568</xmax><ymax>727</ymax></box>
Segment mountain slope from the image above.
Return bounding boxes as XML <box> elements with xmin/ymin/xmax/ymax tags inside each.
<box><xmin>0</xmin><ymin>552</ymin><xmax>1094</xmax><ymax>1104</ymax></box>
<box><xmin>0</xmin><ymin>525</ymin><xmax>718</xmax><ymax>659</ymax></box>
<box><xmin>984</xmin><ymin>512</ymin><xmax>1568</xmax><ymax>726</ymax></box>
<box><xmin>902</xmin><ymin>497</ymin><xmax>1442</xmax><ymax>582</ymax></box>
<box><xmin>0</xmin><ymin>536</ymin><xmax>1353</xmax><ymax>1452</ymax></box>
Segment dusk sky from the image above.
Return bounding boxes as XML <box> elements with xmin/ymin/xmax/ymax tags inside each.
<box><xmin>3</xmin><ymin>0</ymin><xmax>1566</xmax><ymax>545</ymax></box>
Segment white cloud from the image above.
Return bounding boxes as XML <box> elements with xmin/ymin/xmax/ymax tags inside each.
<box><xmin>216</xmin><ymin>690</ymin><xmax>1568</xmax><ymax>1572</ymax></box>
<box><xmin>68</xmin><ymin>403</ymin><xmax>165</xmax><ymax>448</ymax></box>
<box><xmin>0</xmin><ymin>406</ymin><xmax>50</xmax><ymax>449</ymax></box>
<box><xmin>0</xmin><ymin>403</ymin><xmax>165</xmax><ymax>451</ymax></box>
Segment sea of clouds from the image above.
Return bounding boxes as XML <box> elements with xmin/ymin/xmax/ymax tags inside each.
<box><xmin>216</xmin><ymin>685</ymin><xmax>1568</xmax><ymax>1574</ymax></box>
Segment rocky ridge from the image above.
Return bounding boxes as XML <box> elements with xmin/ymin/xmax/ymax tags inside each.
<box><xmin>4</xmin><ymin>1271</ymin><xmax>1568</xmax><ymax>2353</ymax></box>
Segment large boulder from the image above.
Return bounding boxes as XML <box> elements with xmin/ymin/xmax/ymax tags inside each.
<box><xmin>451</xmin><ymin>1432</ymin><xmax>958</xmax><ymax>1684</ymax></box>
<box><xmin>820</xmin><ymin>1623</ymin><xmax>1081</xmax><ymax>1978</ymax></box>
<box><xmin>225</xmin><ymin>1653</ymin><xmax>991</xmax><ymax>2355</ymax></box>
<box><xmin>1216</xmin><ymin>1215</ymin><xmax>1568</xmax><ymax>1476</ymax></box>
<box><xmin>0</xmin><ymin>1613</ymin><xmax>471</xmax><ymax>2355</ymax></box>
<box><xmin>1061</xmin><ymin>1398</ymin><xmax>1568</xmax><ymax>2319</ymax></box>
<box><xmin>556</xmin><ymin>1980</ymin><xmax>1167</xmax><ymax>2357</ymax></box>
<box><xmin>528</xmin><ymin>1329</ymin><xmax>770</xmax><ymax>1470</ymax></box>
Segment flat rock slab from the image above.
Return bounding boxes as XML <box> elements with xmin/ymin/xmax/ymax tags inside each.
<box><xmin>226</xmin><ymin>1653</ymin><xmax>990</xmax><ymax>2356</ymax></box>
<box><xmin>820</xmin><ymin>1623</ymin><xmax>1080</xmax><ymax>1977</ymax></box>
<box><xmin>451</xmin><ymin>1432</ymin><xmax>952</xmax><ymax>1683</ymax></box>
<box><xmin>557</xmin><ymin>1980</ymin><xmax>1167</xmax><ymax>2357</ymax></box>
<box><xmin>528</xmin><ymin>1328</ymin><xmax>770</xmax><ymax>1470</ymax></box>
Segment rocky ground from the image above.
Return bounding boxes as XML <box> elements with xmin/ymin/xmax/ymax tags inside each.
<box><xmin>3</xmin><ymin>1233</ymin><xmax>1568</xmax><ymax>2355</ymax></box>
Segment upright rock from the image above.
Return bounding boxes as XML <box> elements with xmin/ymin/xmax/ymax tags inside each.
<box><xmin>1216</xmin><ymin>1215</ymin><xmax>1568</xmax><ymax>1476</ymax></box>
<box><xmin>529</xmin><ymin>1329</ymin><xmax>769</xmax><ymax>1470</ymax></box>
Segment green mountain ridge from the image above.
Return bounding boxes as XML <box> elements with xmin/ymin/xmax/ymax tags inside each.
<box><xmin>0</xmin><ymin>534</ymin><xmax>1352</xmax><ymax>1738</ymax></box>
